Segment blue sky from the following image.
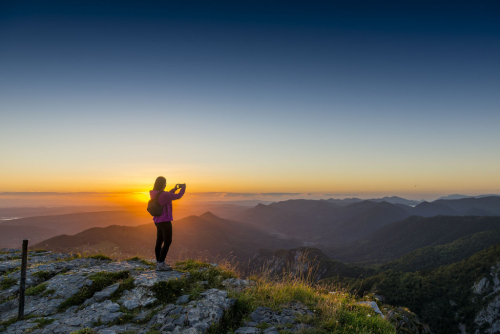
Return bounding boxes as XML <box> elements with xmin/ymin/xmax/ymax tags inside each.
<box><xmin>1</xmin><ymin>1</ymin><xmax>499</xmax><ymax>203</ymax></box>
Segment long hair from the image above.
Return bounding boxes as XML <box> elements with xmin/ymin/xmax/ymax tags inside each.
<box><xmin>153</xmin><ymin>176</ymin><xmax>166</xmax><ymax>191</ymax></box>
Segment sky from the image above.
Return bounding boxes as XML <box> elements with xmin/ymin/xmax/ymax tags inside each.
<box><xmin>1</xmin><ymin>1</ymin><xmax>500</xmax><ymax>205</ymax></box>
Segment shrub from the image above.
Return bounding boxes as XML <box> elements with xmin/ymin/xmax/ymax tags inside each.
<box><xmin>32</xmin><ymin>270</ymin><xmax>53</xmax><ymax>281</ymax></box>
<box><xmin>26</xmin><ymin>283</ymin><xmax>48</xmax><ymax>296</ymax></box>
<box><xmin>0</xmin><ymin>277</ymin><xmax>16</xmax><ymax>291</ymax></box>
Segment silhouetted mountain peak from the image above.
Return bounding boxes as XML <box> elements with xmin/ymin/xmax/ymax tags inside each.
<box><xmin>199</xmin><ymin>211</ymin><xmax>220</xmax><ymax>220</ymax></box>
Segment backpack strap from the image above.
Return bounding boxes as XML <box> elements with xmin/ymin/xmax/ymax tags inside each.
<box><xmin>155</xmin><ymin>190</ymin><xmax>164</xmax><ymax>201</ymax></box>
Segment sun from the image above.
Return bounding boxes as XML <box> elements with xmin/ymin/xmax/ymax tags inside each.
<box><xmin>133</xmin><ymin>191</ymin><xmax>151</xmax><ymax>203</ymax></box>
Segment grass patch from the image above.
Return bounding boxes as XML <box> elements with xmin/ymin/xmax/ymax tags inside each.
<box><xmin>256</xmin><ymin>322</ymin><xmax>272</xmax><ymax>330</ymax></box>
<box><xmin>0</xmin><ymin>317</ymin><xmax>20</xmax><ymax>332</ymax></box>
<box><xmin>110</xmin><ymin>276</ymin><xmax>135</xmax><ymax>302</ymax></box>
<box><xmin>25</xmin><ymin>318</ymin><xmax>55</xmax><ymax>332</ymax></box>
<box><xmin>236</xmin><ymin>276</ymin><xmax>396</xmax><ymax>334</ymax></box>
<box><xmin>29</xmin><ymin>249</ymin><xmax>48</xmax><ymax>254</ymax></box>
<box><xmin>175</xmin><ymin>259</ymin><xmax>212</xmax><ymax>271</ymax></box>
<box><xmin>58</xmin><ymin>271</ymin><xmax>129</xmax><ymax>311</ymax></box>
<box><xmin>32</xmin><ymin>270</ymin><xmax>54</xmax><ymax>281</ymax></box>
<box><xmin>0</xmin><ymin>315</ymin><xmax>35</xmax><ymax>332</ymax></box>
<box><xmin>234</xmin><ymin>254</ymin><xmax>396</xmax><ymax>334</ymax></box>
<box><xmin>0</xmin><ymin>276</ymin><xmax>17</xmax><ymax>291</ymax></box>
<box><xmin>70</xmin><ymin>328</ymin><xmax>98</xmax><ymax>334</ymax></box>
<box><xmin>85</xmin><ymin>254</ymin><xmax>114</xmax><ymax>261</ymax></box>
<box><xmin>3</xmin><ymin>267</ymin><xmax>21</xmax><ymax>276</ymax></box>
<box><xmin>152</xmin><ymin>262</ymin><xmax>236</xmax><ymax>304</ymax></box>
<box><xmin>26</xmin><ymin>283</ymin><xmax>48</xmax><ymax>296</ymax></box>
<box><xmin>42</xmin><ymin>288</ymin><xmax>56</xmax><ymax>297</ymax></box>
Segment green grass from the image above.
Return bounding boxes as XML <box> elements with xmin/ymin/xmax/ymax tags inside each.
<box><xmin>84</xmin><ymin>254</ymin><xmax>114</xmax><ymax>261</ymax></box>
<box><xmin>3</xmin><ymin>267</ymin><xmax>21</xmax><ymax>276</ymax></box>
<box><xmin>25</xmin><ymin>318</ymin><xmax>55</xmax><ymax>333</ymax></box>
<box><xmin>26</xmin><ymin>283</ymin><xmax>48</xmax><ymax>296</ymax></box>
<box><xmin>70</xmin><ymin>328</ymin><xmax>98</xmax><ymax>334</ymax></box>
<box><xmin>32</xmin><ymin>270</ymin><xmax>53</xmax><ymax>281</ymax></box>
<box><xmin>0</xmin><ymin>276</ymin><xmax>17</xmax><ymax>291</ymax></box>
<box><xmin>110</xmin><ymin>277</ymin><xmax>135</xmax><ymax>302</ymax></box>
<box><xmin>58</xmin><ymin>271</ymin><xmax>129</xmax><ymax>311</ymax></box>
<box><xmin>0</xmin><ymin>317</ymin><xmax>20</xmax><ymax>332</ymax></box>
<box><xmin>42</xmin><ymin>289</ymin><xmax>56</xmax><ymax>297</ymax></box>
<box><xmin>0</xmin><ymin>315</ymin><xmax>35</xmax><ymax>332</ymax></box>
<box><xmin>175</xmin><ymin>259</ymin><xmax>213</xmax><ymax>271</ymax></box>
<box><xmin>234</xmin><ymin>271</ymin><xmax>396</xmax><ymax>334</ymax></box>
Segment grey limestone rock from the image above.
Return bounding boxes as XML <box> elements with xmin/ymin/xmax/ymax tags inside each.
<box><xmin>177</xmin><ymin>294</ymin><xmax>190</xmax><ymax>304</ymax></box>
<box><xmin>235</xmin><ymin>327</ymin><xmax>261</xmax><ymax>334</ymax></box>
<box><xmin>236</xmin><ymin>301</ymin><xmax>315</xmax><ymax>334</ymax></box>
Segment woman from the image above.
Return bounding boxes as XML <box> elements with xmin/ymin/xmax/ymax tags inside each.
<box><xmin>149</xmin><ymin>176</ymin><xmax>186</xmax><ymax>271</ymax></box>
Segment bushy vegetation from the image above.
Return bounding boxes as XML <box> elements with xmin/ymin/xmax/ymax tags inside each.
<box><xmin>0</xmin><ymin>276</ymin><xmax>16</xmax><ymax>290</ymax></box>
<box><xmin>58</xmin><ymin>271</ymin><xmax>129</xmax><ymax>311</ymax></box>
<box><xmin>353</xmin><ymin>244</ymin><xmax>500</xmax><ymax>334</ymax></box>
<box><xmin>32</xmin><ymin>270</ymin><xmax>54</xmax><ymax>281</ymax></box>
<box><xmin>26</xmin><ymin>282</ymin><xmax>48</xmax><ymax>296</ymax></box>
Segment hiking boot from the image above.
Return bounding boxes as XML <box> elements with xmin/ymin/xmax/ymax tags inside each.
<box><xmin>156</xmin><ymin>262</ymin><xmax>173</xmax><ymax>271</ymax></box>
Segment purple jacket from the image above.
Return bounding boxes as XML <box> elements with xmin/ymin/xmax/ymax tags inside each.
<box><xmin>149</xmin><ymin>188</ymin><xmax>185</xmax><ymax>223</ymax></box>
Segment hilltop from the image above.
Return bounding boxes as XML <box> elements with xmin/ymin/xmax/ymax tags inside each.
<box><xmin>0</xmin><ymin>249</ymin><xmax>429</xmax><ymax>334</ymax></box>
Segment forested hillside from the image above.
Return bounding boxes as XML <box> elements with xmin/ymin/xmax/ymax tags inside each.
<box><xmin>325</xmin><ymin>216</ymin><xmax>500</xmax><ymax>264</ymax></box>
<box><xmin>351</xmin><ymin>245</ymin><xmax>500</xmax><ymax>334</ymax></box>
<box><xmin>379</xmin><ymin>228</ymin><xmax>500</xmax><ymax>272</ymax></box>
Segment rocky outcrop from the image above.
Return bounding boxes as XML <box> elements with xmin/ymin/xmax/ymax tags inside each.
<box><xmin>234</xmin><ymin>302</ymin><xmax>314</xmax><ymax>334</ymax></box>
<box><xmin>472</xmin><ymin>263</ymin><xmax>500</xmax><ymax>334</ymax></box>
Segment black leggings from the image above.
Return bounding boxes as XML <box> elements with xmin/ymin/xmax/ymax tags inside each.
<box><xmin>155</xmin><ymin>221</ymin><xmax>172</xmax><ymax>263</ymax></box>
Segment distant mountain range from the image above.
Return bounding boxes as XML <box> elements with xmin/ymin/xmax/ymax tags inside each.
<box><xmin>232</xmin><ymin>196</ymin><xmax>500</xmax><ymax>246</ymax></box>
<box><xmin>325</xmin><ymin>215</ymin><xmax>500</xmax><ymax>265</ymax></box>
<box><xmin>0</xmin><ymin>225</ymin><xmax>58</xmax><ymax>248</ymax></box>
<box><xmin>0</xmin><ymin>210</ymin><xmax>152</xmax><ymax>246</ymax></box>
<box><xmin>324</xmin><ymin>196</ymin><xmax>423</xmax><ymax>206</ymax></box>
<box><xmin>436</xmin><ymin>194</ymin><xmax>500</xmax><ymax>200</ymax></box>
<box><xmin>34</xmin><ymin>212</ymin><xmax>299</xmax><ymax>261</ymax></box>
